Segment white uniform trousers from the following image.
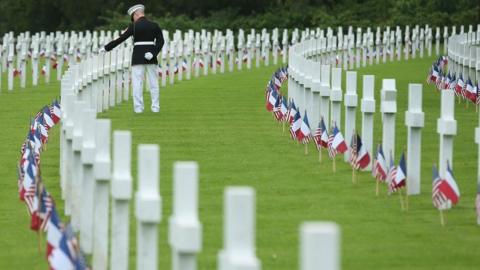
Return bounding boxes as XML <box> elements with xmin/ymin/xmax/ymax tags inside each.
<box><xmin>131</xmin><ymin>64</ymin><xmax>159</xmax><ymax>113</ymax></box>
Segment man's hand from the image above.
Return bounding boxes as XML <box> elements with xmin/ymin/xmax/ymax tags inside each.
<box><xmin>99</xmin><ymin>47</ymin><xmax>106</xmax><ymax>53</ymax></box>
<box><xmin>144</xmin><ymin>52</ymin><xmax>153</xmax><ymax>60</ymax></box>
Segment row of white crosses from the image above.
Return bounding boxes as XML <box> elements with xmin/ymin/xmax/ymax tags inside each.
<box><xmin>1</xmin><ymin>24</ymin><xmax>452</xmax><ymax>93</ymax></box>
<box><xmin>447</xmin><ymin>26</ymin><xmax>480</xmax><ymax>83</ymax></box>
<box><xmin>1</xmin><ymin>29</ymin><xmax>118</xmax><ymax>91</ymax></box>
<box><xmin>157</xmin><ymin>28</ymin><xmax>289</xmax><ymax>88</ymax></box>
<box><xmin>288</xmin><ymin>25</ymin><xmax>453</xmax><ymax>196</ymax></box>
<box><xmin>447</xmin><ymin>27</ymin><xmax>480</xmax><ymax>225</ymax></box>
<box><xmin>288</xmin><ymin>25</ymin><xmax>480</xmax><ymax>197</ymax></box>
<box><xmin>288</xmin><ymin>24</ymin><xmax>450</xmax><ymax>76</ymax></box>
<box><xmin>53</xmin><ymin>37</ymin><xmax>341</xmax><ymax>269</ymax></box>
<box><xmin>1</xmin><ymin>28</ymin><xmax>288</xmax><ymax>93</ymax></box>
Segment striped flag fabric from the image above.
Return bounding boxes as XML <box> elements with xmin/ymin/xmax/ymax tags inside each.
<box><xmin>273</xmin><ymin>95</ymin><xmax>283</xmax><ymax>121</ymax></box>
<box><xmin>279</xmin><ymin>97</ymin><xmax>288</xmax><ymax>122</ymax></box>
<box><xmin>266</xmin><ymin>85</ymin><xmax>278</xmax><ymax>112</ymax></box>
<box><xmin>444</xmin><ymin>162</ymin><xmax>460</xmax><ymax>205</ymax></box>
<box><xmin>465</xmin><ymin>78</ymin><xmax>476</xmax><ymax>103</ymax></box>
<box><xmin>387</xmin><ymin>155</ymin><xmax>397</xmax><ymax>192</ymax></box>
<box><xmin>349</xmin><ymin>133</ymin><xmax>357</xmax><ymax>166</ymax></box>
<box><xmin>426</xmin><ymin>64</ymin><xmax>439</xmax><ymax>84</ymax></box>
<box><xmin>476</xmin><ymin>81</ymin><xmax>480</xmax><ymax>105</ymax></box>
<box><xmin>373</xmin><ymin>144</ymin><xmax>388</xmax><ymax>182</ymax></box>
<box><xmin>328</xmin><ymin>124</ymin><xmax>348</xmax><ymax>158</ymax></box>
<box><xmin>449</xmin><ymin>73</ymin><xmax>457</xmax><ymax>91</ymax></box>
<box><xmin>298</xmin><ymin>110</ymin><xmax>312</xmax><ymax>144</ymax></box>
<box><xmin>49</xmin><ymin>224</ymin><xmax>86</xmax><ymax>270</ymax></box>
<box><xmin>286</xmin><ymin>101</ymin><xmax>297</xmax><ymax>124</ymax></box>
<box><xmin>313</xmin><ymin>118</ymin><xmax>329</xmax><ymax>150</ymax></box>
<box><xmin>42</xmin><ymin>106</ymin><xmax>54</xmax><ymax>130</ymax></box>
<box><xmin>39</xmin><ymin>188</ymin><xmax>54</xmax><ymax>232</ymax></box>
<box><xmin>51</xmin><ymin>100</ymin><xmax>62</xmax><ymax>121</ymax></box>
<box><xmin>390</xmin><ymin>152</ymin><xmax>406</xmax><ymax>193</ymax></box>
<box><xmin>432</xmin><ymin>164</ymin><xmax>460</xmax><ymax>210</ymax></box>
<box><xmin>47</xmin><ymin>207</ymin><xmax>63</xmax><ymax>258</ymax></box>
<box><xmin>455</xmin><ymin>74</ymin><xmax>465</xmax><ymax>98</ymax></box>
<box><xmin>443</xmin><ymin>72</ymin><xmax>452</xmax><ymax>90</ymax></box>
<box><xmin>351</xmin><ymin>133</ymin><xmax>371</xmax><ymax>170</ymax></box>
<box><xmin>289</xmin><ymin>110</ymin><xmax>301</xmax><ymax>140</ymax></box>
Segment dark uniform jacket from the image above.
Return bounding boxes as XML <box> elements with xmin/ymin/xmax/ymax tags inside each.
<box><xmin>105</xmin><ymin>17</ymin><xmax>164</xmax><ymax>65</ymax></box>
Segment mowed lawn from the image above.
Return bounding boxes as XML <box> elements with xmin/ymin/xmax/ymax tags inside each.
<box><xmin>1</xmin><ymin>55</ymin><xmax>479</xmax><ymax>270</ymax></box>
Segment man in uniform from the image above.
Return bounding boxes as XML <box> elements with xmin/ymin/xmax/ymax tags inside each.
<box><xmin>101</xmin><ymin>4</ymin><xmax>164</xmax><ymax>113</ymax></box>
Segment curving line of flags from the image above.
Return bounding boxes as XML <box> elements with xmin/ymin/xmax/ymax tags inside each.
<box><xmin>265</xmin><ymin>67</ymin><xmax>464</xmax><ymax>220</ymax></box>
<box><xmin>17</xmin><ymin>101</ymin><xmax>89</xmax><ymax>269</ymax></box>
<box><xmin>426</xmin><ymin>56</ymin><xmax>480</xmax><ymax>105</ymax></box>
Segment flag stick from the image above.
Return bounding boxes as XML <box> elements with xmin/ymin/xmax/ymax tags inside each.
<box><xmin>398</xmin><ymin>189</ymin><xmax>405</xmax><ymax>211</ymax></box>
<box><xmin>282</xmin><ymin>121</ymin><xmax>285</xmax><ymax>133</ymax></box>
<box><xmin>476</xmin><ymin>104</ymin><xmax>478</xmax><ymax>113</ymax></box>
<box><xmin>304</xmin><ymin>143</ymin><xmax>308</xmax><ymax>155</ymax></box>
<box><xmin>319</xmin><ymin>148</ymin><xmax>322</xmax><ymax>163</ymax></box>
<box><xmin>352</xmin><ymin>167</ymin><xmax>356</xmax><ymax>184</ymax></box>
<box><xmin>439</xmin><ymin>209</ymin><xmax>445</xmax><ymax>226</ymax></box>
<box><xmin>375</xmin><ymin>180</ymin><xmax>379</xmax><ymax>196</ymax></box>
<box><xmin>333</xmin><ymin>157</ymin><xmax>336</xmax><ymax>173</ymax></box>
<box><xmin>37</xmin><ymin>231</ymin><xmax>42</xmax><ymax>255</ymax></box>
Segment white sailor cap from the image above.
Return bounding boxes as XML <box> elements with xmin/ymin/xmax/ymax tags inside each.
<box><xmin>127</xmin><ymin>4</ymin><xmax>145</xmax><ymax>16</ymax></box>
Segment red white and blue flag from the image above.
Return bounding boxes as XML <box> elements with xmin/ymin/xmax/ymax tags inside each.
<box><xmin>47</xmin><ymin>207</ymin><xmax>63</xmax><ymax>258</ymax></box>
<box><xmin>328</xmin><ymin>124</ymin><xmax>348</xmax><ymax>158</ymax></box>
<box><xmin>432</xmin><ymin>163</ymin><xmax>460</xmax><ymax>210</ymax></box>
<box><xmin>426</xmin><ymin>64</ymin><xmax>439</xmax><ymax>85</ymax></box>
<box><xmin>455</xmin><ymin>74</ymin><xmax>465</xmax><ymax>97</ymax></box>
<box><xmin>289</xmin><ymin>110</ymin><xmax>302</xmax><ymax>140</ymax></box>
<box><xmin>387</xmin><ymin>155</ymin><xmax>397</xmax><ymax>192</ymax></box>
<box><xmin>273</xmin><ymin>95</ymin><xmax>283</xmax><ymax>121</ymax></box>
<box><xmin>51</xmin><ymin>100</ymin><xmax>62</xmax><ymax>125</ymax></box>
<box><xmin>350</xmin><ymin>133</ymin><xmax>371</xmax><ymax>170</ymax></box>
<box><xmin>313</xmin><ymin>118</ymin><xmax>329</xmax><ymax>150</ymax></box>
<box><xmin>389</xmin><ymin>152</ymin><xmax>406</xmax><ymax>193</ymax></box>
<box><xmin>266</xmin><ymin>85</ymin><xmax>279</xmax><ymax>112</ymax></box>
<box><xmin>286</xmin><ymin>100</ymin><xmax>297</xmax><ymax>124</ymax></box>
<box><xmin>278</xmin><ymin>96</ymin><xmax>288</xmax><ymax>122</ymax></box>
<box><xmin>42</xmin><ymin>106</ymin><xmax>54</xmax><ymax>130</ymax></box>
<box><xmin>373</xmin><ymin>144</ymin><xmax>388</xmax><ymax>182</ymax></box>
<box><xmin>297</xmin><ymin>110</ymin><xmax>312</xmax><ymax>144</ymax></box>
<box><xmin>465</xmin><ymin>78</ymin><xmax>476</xmax><ymax>103</ymax></box>
<box><xmin>449</xmin><ymin>73</ymin><xmax>457</xmax><ymax>91</ymax></box>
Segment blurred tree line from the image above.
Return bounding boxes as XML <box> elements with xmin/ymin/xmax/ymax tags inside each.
<box><xmin>0</xmin><ymin>0</ymin><xmax>478</xmax><ymax>34</ymax></box>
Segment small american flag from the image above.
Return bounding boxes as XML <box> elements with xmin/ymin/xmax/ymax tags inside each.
<box><xmin>387</xmin><ymin>156</ymin><xmax>397</xmax><ymax>194</ymax></box>
<box><xmin>390</xmin><ymin>152</ymin><xmax>406</xmax><ymax>193</ymax></box>
<box><xmin>432</xmin><ymin>165</ymin><xmax>448</xmax><ymax>209</ymax></box>
<box><xmin>349</xmin><ymin>132</ymin><xmax>357</xmax><ymax>167</ymax></box>
<box><xmin>313</xmin><ymin>122</ymin><xmax>323</xmax><ymax>150</ymax></box>
<box><xmin>328</xmin><ymin>131</ymin><xmax>336</xmax><ymax>158</ymax></box>
<box><xmin>374</xmin><ymin>144</ymin><xmax>388</xmax><ymax>182</ymax></box>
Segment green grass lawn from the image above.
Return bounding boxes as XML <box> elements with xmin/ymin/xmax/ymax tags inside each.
<box><xmin>1</xmin><ymin>55</ymin><xmax>479</xmax><ymax>270</ymax></box>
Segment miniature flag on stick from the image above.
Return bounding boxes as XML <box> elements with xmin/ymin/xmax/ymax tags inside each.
<box><xmin>313</xmin><ymin>118</ymin><xmax>329</xmax><ymax>162</ymax></box>
<box><xmin>289</xmin><ymin>110</ymin><xmax>301</xmax><ymax>141</ymax></box>
<box><xmin>432</xmin><ymin>163</ymin><xmax>460</xmax><ymax>226</ymax></box>
<box><xmin>328</xmin><ymin>123</ymin><xmax>347</xmax><ymax>172</ymax></box>
<box><xmin>372</xmin><ymin>144</ymin><xmax>388</xmax><ymax>195</ymax></box>
<box><xmin>298</xmin><ymin>110</ymin><xmax>312</xmax><ymax>154</ymax></box>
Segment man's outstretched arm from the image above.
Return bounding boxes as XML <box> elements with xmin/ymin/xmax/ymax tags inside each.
<box><xmin>104</xmin><ymin>24</ymin><xmax>133</xmax><ymax>51</ymax></box>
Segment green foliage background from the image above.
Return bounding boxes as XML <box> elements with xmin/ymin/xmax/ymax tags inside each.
<box><xmin>0</xmin><ymin>0</ymin><xmax>478</xmax><ymax>33</ymax></box>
